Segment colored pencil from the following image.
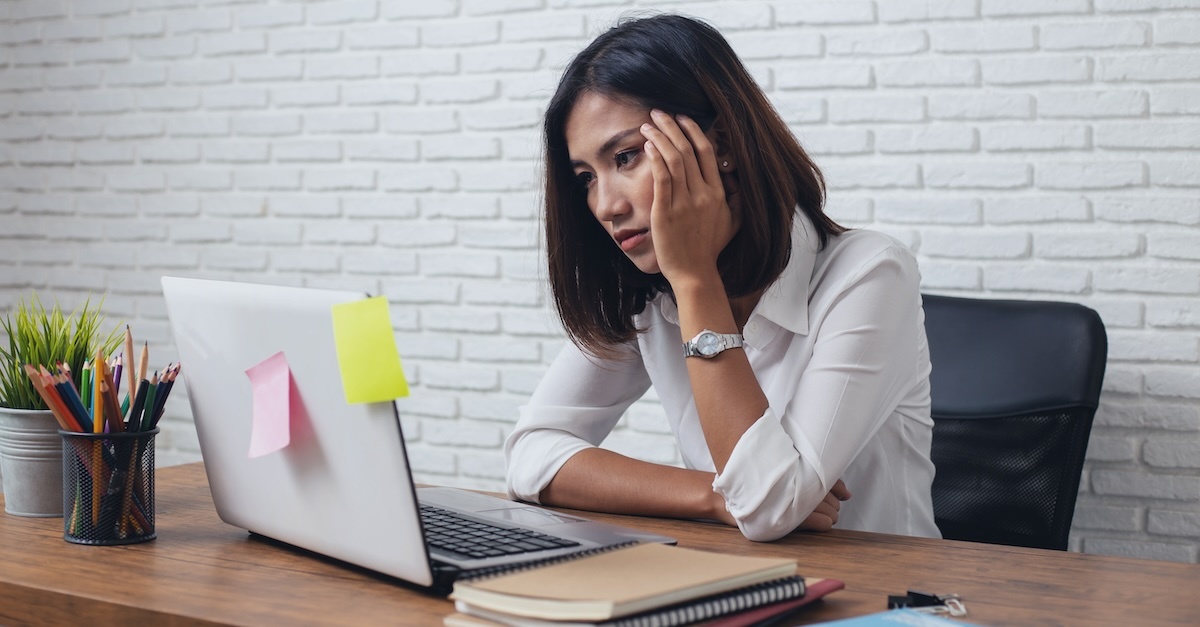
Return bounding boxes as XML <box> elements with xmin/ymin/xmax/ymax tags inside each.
<box><xmin>95</xmin><ymin>355</ymin><xmax>123</xmax><ymax>433</ymax></box>
<box><xmin>152</xmin><ymin>364</ymin><xmax>180</xmax><ymax>429</ymax></box>
<box><xmin>80</xmin><ymin>361</ymin><xmax>92</xmax><ymax>420</ymax></box>
<box><xmin>128</xmin><ymin>379</ymin><xmax>148</xmax><ymax>433</ymax></box>
<box><xmin>123</xmin><ymin>325</ymin><xmax>136</xmax><ymax>409</ymax></box>
<box><xmin>101</xmin><ymin>378</ymin><xmax>124</xmax><ymax>434</ymax></box>
<box><xmin>150</xmin><ymin>364</ymin><xmax>172</xmax><ymax>428</ymax></box>
<box><xmin>119</xmin><ymin>440</ymin><xmax>138</xmax><ymax>538</ymax></box>
<box><xmin>112</xmin><ymin>354</ymin><xmax>123</xmax><ymax>400</ymax></box>
<box><xmin>53</xmin><ymin>375</ymin><xmax>88</xmax><ymax>432</ymax></box>
<box><xmin>57</xmin><ymin>361</ymin><xmax>75</xmax><ymax>391</ymax></box>
<box><xmin>37</xmin><ymin>365</ymin><xmax>83</xmax><ymax>433</ymax></box>
<box><xmin>140</xmin><ymin>374</ymin><xmax>158</xmax><ymax>435</ymax></box>
<box><xmin>91</xmin><ymin>350</ymin><xmax>104</xmax><ymax>526</ymax></box>
<box><xmin>69</xmin><ymin>480</ymin><xmax>80</xmax><ymax>535</ymax></box>
<box><xmin>23</xmin><ymin>365</ymin><xmax>72</xmax><ymax>432</ymax></box>
<box><xmin>137</xmin><ymin>343</ymin><xmax>148</xmax><ymax>389</ymax></box>
<box><xmin>54</xmin><ymin>374</ymin><xmax>93</xmax><ymax>433</ymax></box>
<box><xmin>92</xmin><ymin>351</ymin><xmax>104</xmax><ymax>435</ymax></box>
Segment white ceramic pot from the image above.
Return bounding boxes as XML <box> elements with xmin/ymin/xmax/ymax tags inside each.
<box><xmin>0</xmin><ymin>407</ymin><xmax>64</xmax><ymax>517</ymax></box>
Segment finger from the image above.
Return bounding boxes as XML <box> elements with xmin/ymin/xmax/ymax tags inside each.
<box><xmin>821</xmin><ymin>491</ymin><xmax>842</xmax><ymax>515</ymax></box>
<box><xmin>830</xmin><ymin>479</ymin><xmax>852</xmax><ymax>501</ymax></box>
<box><xmin>677</xmin><ymin>115</ymin><xmax>720</xmax><ymax>188</ymax></box>
<box><xmin>646</xmin><ymin>113</ymin><xmax>697</xmax><ymax>199</ymax></box>
<box><xmin>649</xmin><ymin>110</ymin><xmax>698</xmax><ymax>168</ymax></box>
<box><xmin>802</xmin><ymin>508</ymin><xmax>835</xmax><ymax>532</ymax></box>
<box><xmin>644</xmin><ymin>140</ymin><xmax>672</xmax><ymax>218</ymax></box>
<box><xmin>804</xmin><ymin>517</ymin><xmax>832</xmax><ymax>532</ymax></box>
<box><xmin>641</xmin><ymin>124</ymin><xmax>690</xmax><ymax>202</ymax></box>
<box><xmin>651</xmin><ymin>110</ymin><xmax>705</xmax><ymax>191</ymax></box>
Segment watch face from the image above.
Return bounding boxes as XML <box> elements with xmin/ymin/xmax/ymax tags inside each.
<box><xmin>696</xmin><ymin>331</ymin><xmax>721</xmax><ymax>357</ymax></box>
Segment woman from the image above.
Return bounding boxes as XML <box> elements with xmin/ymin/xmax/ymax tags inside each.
<box><xmin>505</xmin><ymin>14</ymin><xmax>939</xmax><ymax>542</ymax></box>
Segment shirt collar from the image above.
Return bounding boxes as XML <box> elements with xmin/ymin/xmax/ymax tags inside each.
<box><xmin>656</xmin><ymin>212</ymin><xmax>820</xmax><ymax>337</ymax></box>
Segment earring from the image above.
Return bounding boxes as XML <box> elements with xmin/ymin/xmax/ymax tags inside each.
<box><xmin>721</xmin><ymin>160</ymin><xmax>729</xmax><ymax>168</ymax></box>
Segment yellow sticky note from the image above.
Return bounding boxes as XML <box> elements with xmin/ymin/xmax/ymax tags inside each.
<box><xmin>331</xmin><ymin>297</ymin><xmax>410</xmax><ymax>404</ymax></box>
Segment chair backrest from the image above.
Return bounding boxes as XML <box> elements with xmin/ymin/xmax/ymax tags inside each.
<box><xmin>922</xmin><ymin>294</ymin><xmax>1107</xmax><ymax>550</ymax></box>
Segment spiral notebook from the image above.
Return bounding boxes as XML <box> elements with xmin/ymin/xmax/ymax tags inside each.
<box><xmin>446</xmin><ymin>542</ymin><xmax>839</xmax><ymax>626</ymax></box>
<box><xmin>446</xmin><ymin>543</ymin><xmax>844</xmax><ymax>627</ymax></box>
<box><xmin>445</xmin><ymin>579</ymin><xmax>846</xmax><ymax>627</ymax></box>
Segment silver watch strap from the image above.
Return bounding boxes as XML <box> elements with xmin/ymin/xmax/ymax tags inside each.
<box><xmin>682</xmin><ymin>330</ymin><xmax>744</xmax><ymax>358</ymax></box>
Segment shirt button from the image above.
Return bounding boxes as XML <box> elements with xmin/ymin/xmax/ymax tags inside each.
<box><xmin>747</xmin><ymin>322</ymin><xmax>759</xmax><ymax>333</ymax></box>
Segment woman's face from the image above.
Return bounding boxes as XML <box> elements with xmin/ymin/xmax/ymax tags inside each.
<box><xmin>564</xmin><ymin>91</ymin><xmax>661</xmax><ymax>275</ymax></box>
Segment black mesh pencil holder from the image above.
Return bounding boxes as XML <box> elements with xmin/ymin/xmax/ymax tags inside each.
<box><xmin>60</xmin><ymin>428</ymin><xmax>159</xmax><ymax>545</ymax></box>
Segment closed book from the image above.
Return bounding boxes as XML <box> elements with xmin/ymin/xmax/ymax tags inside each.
<box><xmin>445</xmin><ymin>576</ymin><xmax>844</xmax><ymax>627</ymax></box>
<box><xmin>449</xmin><ymin>543</ymin><xmax>799</xmax><ymax>622</ymax></box>
<box><xmin>701</xmin><ymin>577</ymin><xmax>845</xmax><ymax>627</ymax></box>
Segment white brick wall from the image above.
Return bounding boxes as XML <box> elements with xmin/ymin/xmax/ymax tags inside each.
<box><xmin>0</xmin><ymin>0</ymin><xmax>1197</xmax><ymax>562</ymax></box>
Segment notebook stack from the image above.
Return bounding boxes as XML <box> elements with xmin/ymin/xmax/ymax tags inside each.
<box><xmin>443</xmin><ymin>543</ymin><xmax>844</xmax><ymax>627</ymax></box>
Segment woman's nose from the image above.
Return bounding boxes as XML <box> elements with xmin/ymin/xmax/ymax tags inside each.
<box><xmin>592</xmin><ymin>178</ymin><xmax>630</xmax><ymax>222</ymax></box>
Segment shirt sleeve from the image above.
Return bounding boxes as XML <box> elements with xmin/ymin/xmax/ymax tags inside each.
<box><xmin>712</xmin><ymin>242</ymin><xmax>925</xmax><ymax>541</ymax></box>
<box><xmin>504</xmin><ymin>339</ymin><xmax>652</xmax><ymax>504</ymax></box>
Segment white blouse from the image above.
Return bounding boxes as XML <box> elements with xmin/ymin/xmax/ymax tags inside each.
<box><xmin>504</xmin><ymin>215</ymin><xmax>941</xmax><ymax>542</ymax></box>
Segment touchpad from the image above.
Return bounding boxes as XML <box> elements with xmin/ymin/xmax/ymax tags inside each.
<box><xmin>479</xmin><ymin>506</ymin><xmax>587</xmax><ymax>527</ymax></box>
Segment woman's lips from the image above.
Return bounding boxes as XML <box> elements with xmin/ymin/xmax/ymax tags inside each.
<box><xmin>615</xmin><ymin>229</ymin><xmax>649</xmax><ymax>252</ymax></box>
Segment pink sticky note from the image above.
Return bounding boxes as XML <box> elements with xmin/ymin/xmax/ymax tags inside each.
<box><xmin>245</xmin><ymin>351</ymin><xmax>291</xmax><ymax>459</ymax></box>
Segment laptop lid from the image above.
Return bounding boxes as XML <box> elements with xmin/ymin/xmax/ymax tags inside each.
<box><xmin>162</xmin><ymin>276</ymin><xmax>675</xmax><ymax>592</ymax></box>
<box><xmin>162</xmin><ymin>276</ymin><xmax>436</xmax><ymax>587</ymax></box>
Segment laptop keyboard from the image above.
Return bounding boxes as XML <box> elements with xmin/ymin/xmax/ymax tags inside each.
<box><xmin>419</xmin><ymin>504</ymin><xmax>581</xmax><ymax>560</ymax></box>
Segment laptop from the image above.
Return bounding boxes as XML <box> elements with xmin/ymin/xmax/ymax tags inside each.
<box><xmin>160</xmin><ymin>276</ymin><xmax>674</xmax><ymax>594</ymax></box>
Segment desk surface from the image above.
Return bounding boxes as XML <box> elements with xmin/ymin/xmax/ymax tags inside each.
<box><xmin>1</xmin><ymin>462</ymin><xmax>1197</xmax><ymax>626</ymax></box>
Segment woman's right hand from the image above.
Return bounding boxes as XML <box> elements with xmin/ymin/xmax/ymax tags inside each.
<box><xmin>641</xmin><ymin>110</ymin><xmax>735</xmax><ymax>290</ymax></box>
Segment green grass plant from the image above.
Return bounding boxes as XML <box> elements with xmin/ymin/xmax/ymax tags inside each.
<box><xmin>0</xmin><ymin>295</ymin><xmax>123</xmax><ymax>410</ymax></box>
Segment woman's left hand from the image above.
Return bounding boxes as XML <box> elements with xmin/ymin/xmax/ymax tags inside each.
<box><xmin>797</xmin><ymin>479</ymin><xmax>852</xmax><ymax>532</ymax></box>
<box><xmin>642</xmin><ymin>110</ymin><xmax>735</xmax><ymax>288</ymax></box>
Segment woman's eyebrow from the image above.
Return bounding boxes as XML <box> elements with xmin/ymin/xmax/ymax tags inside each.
<box><xmin>569</xmin><ymin>127</ymin><xmax>643</xmax><ymax>168</ymax></box>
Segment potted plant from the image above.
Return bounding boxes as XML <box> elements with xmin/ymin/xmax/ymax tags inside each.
<box><xmin>0</xmin><ymin>295</ymin><xmax>121</xmax><ymax>516</ymax></box>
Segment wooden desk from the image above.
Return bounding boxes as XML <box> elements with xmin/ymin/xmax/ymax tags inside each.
<box><xmin>1</xmin><ymin>463</ymin><xmax>1196</xmax><ymax>626</ymax></box>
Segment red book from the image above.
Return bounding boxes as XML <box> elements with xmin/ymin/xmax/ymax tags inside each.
<box><xmin>703</xmin><ymin>577</ymin><xmax>846</xmax><ymax>627</ymax></box>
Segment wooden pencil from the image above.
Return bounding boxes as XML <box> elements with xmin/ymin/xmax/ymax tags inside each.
<box><xmin>152</xmin><ymin>364</ymin><xmax>180</xmax><ymax>428</ymax></box>
<box><xmin>37</xmin><ymin>365</ymin><xmax>83</xmax><ymax>432</ymax></box>
<box><xmin>140</xmin><ymin>373</ymin><xmax>158</xmax><ymax>434</ymax></box>
<box><xmin>124</xmin><ymin>326</ymin><xmax>136</xmax><ymax>411</ymax></box>
<box><xmin>80</xmin><ymin>361</ymin><xmax>92</xmax><ymax>420</ymax></box>
<box><xmin>54</xmin><ymin>373</ymin><xmax>93</xmax><ymax>433</ymax></box>
<box><xmin>111</xmin><ymin>354</ymin><xmax>123</xmax><ymax>400</ymax></box>
<box><xmin>23</xmin><ymin>365</ymin><xmax>72</xmax><ymax>431</ymax></box>
<box><xmin>92</xmin><ymin>349</ymin><xmax>104</xmax><ymax>526</ymax></box>
<box><xmin>137</xmin><ymin>342</ymin><xmax>148</xmax><ymax>387</ymax></box>
<box><xmin>101</xmin><ymin>378</ymin><xmax>123</xmax><ymax>434</ymax></box>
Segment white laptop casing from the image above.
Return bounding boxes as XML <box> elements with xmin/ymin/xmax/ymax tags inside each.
<box><xmin>162</xmin><ymin>276</ymin><xmax>434</xmax><ymax>586</ymax></box>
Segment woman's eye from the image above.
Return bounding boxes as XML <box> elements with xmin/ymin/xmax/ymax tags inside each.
<box><xmin>575</xmin><ymin>171</ymin><xmax>594</xmax><ymax>187</ymax></box>
<box><xmin>614</xmin><ymin>149</ymin><xmax>638</xmax><ymax>168</ymax></box>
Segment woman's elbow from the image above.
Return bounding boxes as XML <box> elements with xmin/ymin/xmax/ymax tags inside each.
<box><xmin>734</xmin><ymin>515</ymin><xmax>799</xmax><ymax>542</ymax></box>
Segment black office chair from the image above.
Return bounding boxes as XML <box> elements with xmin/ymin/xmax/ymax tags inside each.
<box><xmin>922</xmin><ymin>294</ymin><xmax>1107</xmax><ymax>551</ymax></box>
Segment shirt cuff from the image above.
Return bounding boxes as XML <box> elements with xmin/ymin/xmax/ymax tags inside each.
<box><xmin>711</xmin><ymin>410</ymin><xmax>785</xmax><ymax>514</ymax></box>
<box><xmin>505</xmin><ymin>435</ymin><xmax>594</xmax><ymax>505</ymax></box>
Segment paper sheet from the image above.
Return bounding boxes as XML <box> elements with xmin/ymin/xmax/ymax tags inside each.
<box><xmin>331</xmin><ymin>296</ymin><xmax>410</xmax><ymax>404</ymax></box>
<box><xmin>245</xmin><ymin>351</ymin><xmax>291</xmax><ymax>458</ymax></box>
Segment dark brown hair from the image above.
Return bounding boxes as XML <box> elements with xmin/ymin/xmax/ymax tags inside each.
<box><xmin>543</xmin><ymin>14</ymin><xmax>843</xmax><ymax>356</ymax></box>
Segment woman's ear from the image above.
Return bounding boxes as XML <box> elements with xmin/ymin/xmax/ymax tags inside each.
<box><xmin>705</xmin><ymin>118</ymin><xmax>736</xmax><ymax>173</ymax></box>
<box><xmin>705</xmin><ymin>118</ymin><xmax>740</xmax><ymax>199</ymax></box>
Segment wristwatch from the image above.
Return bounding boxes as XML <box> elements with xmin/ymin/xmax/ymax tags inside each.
<box><xmin>682</xmin><ymin>329</ymin><xmax>744</xmax><ymax>359</ymax></box>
